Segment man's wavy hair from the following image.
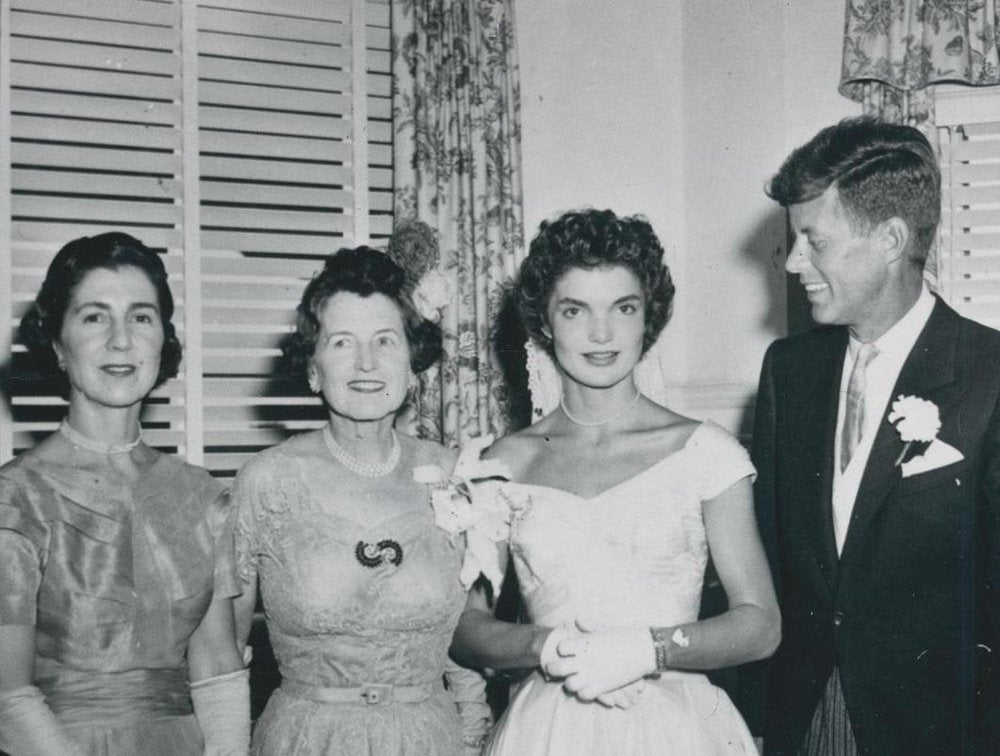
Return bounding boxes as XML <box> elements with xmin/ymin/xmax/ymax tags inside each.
<box><xmin>19</xmin><ymin>232</ymin><xmax>181</xmax><ymax>387</ymax></box>
<box><xmin>284</xmin><ymin>246</ymin><xmax>443</xmax><ymax>376</ymax></box>
<box><xmin>517</xmin><ymin>209</ymin><xmax>675</xmax><ymax>357</ymax></box>
<box><xmin>767</xmin><ymin>116</ymin><xmax>940</xmax><ymax>265</ymax></box>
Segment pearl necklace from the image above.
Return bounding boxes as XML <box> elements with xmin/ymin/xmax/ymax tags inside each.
<box><xmin>59</xmin><ymin>419</ymin><xmax>141</xmax><ymax>454</ymax></box>
<box><xmin>322</xmin><ymin>424</ymin><xmax>401</xmax><ymax>478</ymax></box>
<box><xmin>560</xmin><ymin>389</ymin><xmax>642</xmax><ymax>428</ymax></box>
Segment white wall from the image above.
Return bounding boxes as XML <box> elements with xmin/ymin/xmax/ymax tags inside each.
<box><xmin>515</xmin><ymin>0</ymin><xmax>859</xmax><ymax>431</ymax></box>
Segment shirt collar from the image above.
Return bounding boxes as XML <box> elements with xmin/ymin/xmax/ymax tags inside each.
<box><xmin>847</xmin><ymin>284</ymin><xmax>935</xmax><ymax>364</ymax></box>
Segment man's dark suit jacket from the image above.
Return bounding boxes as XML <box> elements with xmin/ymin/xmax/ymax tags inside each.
<box><xmin>750</xmin><ymin>298</ymin><xmax>1000</xmax><ymax>755</ymax></box>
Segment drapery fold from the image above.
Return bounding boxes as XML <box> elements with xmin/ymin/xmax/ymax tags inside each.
<box><xmin>391</xmin><ymin>0</ymin><xmax>524</xmax><ymax>446</ymax></box>
<box><xmin>840</xmin><ymin>0</ymin><xmax>1000</xmax><ymax>129</ymax></box>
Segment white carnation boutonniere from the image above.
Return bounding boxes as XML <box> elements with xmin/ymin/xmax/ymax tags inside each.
<box><xmin>413</xmin><ymin>436</ymin><xmax>512</xmax><ymax>591</ymax></box>
<box><xmin>412</xmin><ymin>269</ymin><xmax>453</xmax><ymax>323</ymax></box>
<box><xmin>887</xmin><ymin>395</ymin><xmax>940</xmax><ymax>467</ymax></box>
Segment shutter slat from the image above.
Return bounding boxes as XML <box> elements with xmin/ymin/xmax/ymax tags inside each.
<box><xmin>12</xmin><ymin>143</ymin><xmax>182</xmax><ymax>175</ymax></box>
<box><xmin>199</xmin><ymin>130</ymin><xmax>348</xmax><ymax>162</ymax></box>
<box><xmin>942</xmin><ymin>183</ymin><xmax>1000</xmax><ymax>207</ymax></box>
<box><xmin>200</xmin><ymin>155</ymin><xmax>351</xmax><ymax>184</ymax></box>
<box><xmin>201</xmin><ymin>231</ymin><xmax>350</xmax><ymax>255</ymax></box>
<box><xmin>198</xmin><ymin>7</ymin><xmax>347</xmax><ymax>46</ymax></box>
<box><xmin>12</xmin><ymin>0</ymin><xmax>178</xmax><ymax>26</ymax></box>
<box><xmin>13</xmin><ymin>196</ymin><xmax>183</xmax><ymax>225</ymax></box>
<box><xmin>200</xmin><ymin>181</ymin><xmax>350</xmax><ymax>209</ymax></box>
<box><xmin>199</xmin><ymin>56</ymin><xmax>350</xmax><ymax>91</ymax></box>
<box><xmin>198</xmin><ymin>31</ymin><xmax>349</xmax><ymax>68</ymax></box>
<box><xmin>13</xmin><ymin>168</ymin><xmax>183</xmax><ymax>199</ymax></box>
<box><xmin>200</xmin><ymin>0</ymin><xmax>349</xmax><ymax>22</ymax></box>
<box><xmin>12</xmin><ymin>62</ymin><xmax>180</xmax><ymax>100</ymax></box>
<box><xmin>12</xmin><ymin>223</ymin><xmax>183</xmax><ymax>247</ymax></box>
<box><xmin>201</xmin><ymin>207</ymin><xmax>347</xmax><ymax>233</ymax></box>
<box><xmin>203</xmin><ymin>278</ymin><xmax>308</xmax><ymax>300</ymax></box>
<box><xmin>940</xmin><ymin>231</ymin><xmax>1000</xmax><ymax>251</ymax></box>
<box><xmin>11</xmin><ymin>90</ymin><xmax>180</xmax><ymax>125</ymax></box>
<box><xmin>201</xmin><ymin>253</ymin><xmax>324</xmax><ymax>278</ymax></box>
<box><xmin>946</xmin><ymin>253</ymin><xmax>1000</xmax><ymax>276</ymax></box>
<box><xmin>199</xmin><ymin>105</ymin><xmax>347</xmax><ymax>138</ymax></box>
<box><xmin>12</xmin><ymin>11</ymin><xmax>178</xmax><ymax>50</ymax></box>
<box><xmin>952</xmin><ymin>207</ymin><xmax>1000</xmax><ymax>227</ymax></box>
<box><xmin>10</xmin><ymin>37</ymin><xmax>180</xmax><ymax>76</ymax></box>
<box><xmin>199</xmin><ymin>80</ymin><xmax>348</xmax><ymax>114</ymax></box>
<box><xmin>12</xmin><ymin>115</ymin><xmax>181</xmax><ymax>150</ymax></box>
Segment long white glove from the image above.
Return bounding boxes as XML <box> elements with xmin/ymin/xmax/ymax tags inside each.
<box><xmin>0</xmin><ymin>685</ymin><xmax>83</xmax><ymax>756</ymax></box>
<box><xmin>190</xmin><ymin>668</ymin><xmax>250</xmax><ymax>755</ymax></box>
<box><xmin>539</xmin><ymin>626</ymin><xmax>648</xmax><ymax>708</ymax></box>
<box><xmin>444</xmin><ymin>659</ymin><xmax>492</xmax><ymax>755</ymax></box>
<box><xmin>544</xmin><ymin>625</ymin><xmax>656</xmax><ymax>702</ymax></box>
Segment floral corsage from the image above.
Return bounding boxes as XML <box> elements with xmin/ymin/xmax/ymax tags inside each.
<box><xmin>887</xmin><ymin>394</ymin><xmax>940</xmax><ymax>466</ymax></box>
<box><xmin>413</xmin><ymin>436</ymin><xmax>512</xmax><ymax>592</ymax></box>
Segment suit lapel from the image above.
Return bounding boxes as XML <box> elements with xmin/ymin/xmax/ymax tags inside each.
<box><xmin>790</xmin><ymin>329</ymin><xmax>846</xmax><ymax>593</ymax></box>
<box><xmin>838</xmin><ymin>300</ymin><xmax>962</xmax><ymax>572</ymax></box>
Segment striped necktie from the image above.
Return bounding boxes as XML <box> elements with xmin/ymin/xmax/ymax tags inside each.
<box><xmin>840</xmin><ymin>343</ymin><xmax>879</xmax><ymax>472</ymax></box>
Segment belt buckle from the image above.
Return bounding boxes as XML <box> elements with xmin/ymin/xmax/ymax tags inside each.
<box><xmin>360</xmin><ymin>684</ymin><xmax>391</xmax><ymax>705</ymax></box>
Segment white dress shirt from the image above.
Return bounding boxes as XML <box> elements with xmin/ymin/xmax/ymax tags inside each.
<box><xmin>831</xmin><ymin>285</ymin><xmax>936</xmax><ymax>554</ymax></box>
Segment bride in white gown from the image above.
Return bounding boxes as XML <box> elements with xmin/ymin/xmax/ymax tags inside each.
<box><xmin>451</xmin><ymin>209</ymin><xmax>780</xmax><ymax>755</ymax></box>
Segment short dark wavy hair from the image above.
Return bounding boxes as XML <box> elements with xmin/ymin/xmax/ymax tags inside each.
<box><xmin>284</xmin><ymin>246</ymin><xmax>443</xmax><ymax>376</ymax></box>
<box><xmin>517</xmin><ymin>209</ymin><xmax>675</xmax><ymax>356</ymax></box>
<box><xmin>19</xmin><ymin>232</ymin><xmax>182</xmax><ymax>386</ymax></box>
<box><xmin>767</xmin><ymin>116</ymin><xmax>940</xmax><ymax>265</ymax></box>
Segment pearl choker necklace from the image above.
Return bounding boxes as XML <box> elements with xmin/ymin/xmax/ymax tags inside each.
<box><xmin>58</xmin><ymin>419</ymin><xmax>141</xmax><ymax>454</ymax></box>
<box><xmin>322</xmin><ymin>424</ymin><xmax>401</xmax><ymax>478</ymax></box>
<box><xmin>559</xmin><ymin>389</ymin><xmax>642</xmax><ymax>427</ymax></box>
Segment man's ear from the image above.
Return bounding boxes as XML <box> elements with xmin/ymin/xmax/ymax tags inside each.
<box><xmin>879</xmin><ymin>216</ymin><xmax>910</xmax><ymax>265</ymax></box>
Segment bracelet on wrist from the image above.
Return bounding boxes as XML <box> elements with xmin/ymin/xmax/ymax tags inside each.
<box><xmin>650</xmin><ymin>626</ymin><xmax>691</xmax><ymax>671</ymax></box>
<box><xmin>650</xmin><ymin>627</ymin><xmax>670</xmax><ymax>671</ymax></box>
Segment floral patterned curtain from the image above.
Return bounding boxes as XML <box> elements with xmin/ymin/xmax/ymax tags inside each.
<box><xmin>840</xmin><ymin>1</ymin><xmax>1000</xmax><ymax>282</ymax></box>
<box><xmin>391</xmin><ymin>0</ymin><xmax>523</xmax><ymax>446</ymax></box>
<box><xmin>840</xmin><ymin>1</ymin><xmax>1000</xmax><ymax>131</ymax></box>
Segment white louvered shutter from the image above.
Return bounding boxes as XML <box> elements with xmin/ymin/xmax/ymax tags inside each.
<box><xmin>936</xmin><ymin>89</ymin><xmax>1000</xmax><ymax>331</ymax></box>
<box><xmin>0</xmin><ymin>0</ymin><xmax>392</xmax><ymax>471</ymax></box>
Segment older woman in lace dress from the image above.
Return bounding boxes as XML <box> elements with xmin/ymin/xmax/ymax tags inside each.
<box><xmin>232</xmin><ymin>246</ymin><xmax>491</xmax><ymax>755</ymax></box>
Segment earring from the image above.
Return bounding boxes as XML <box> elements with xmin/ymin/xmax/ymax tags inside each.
<box><xmin>307</xmin><ymin>370</ymin><xmax>321</xmax><ymax>394</ymax></box>
<box><xmin>407</xmin><ymin>369</ymin><xmax>419</xmax><ymax>393</ymax></box>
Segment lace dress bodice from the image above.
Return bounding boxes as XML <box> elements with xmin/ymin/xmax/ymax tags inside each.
<box><xmin>233</xmin><ymin>433</ymin><xmax>469</xmax><ymax>755</ymax></box>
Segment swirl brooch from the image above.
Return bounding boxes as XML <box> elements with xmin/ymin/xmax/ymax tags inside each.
<box><xmin>355</xmin><ymin>539</ymin><xmax>404</xmax><ymax>568</ymax></box>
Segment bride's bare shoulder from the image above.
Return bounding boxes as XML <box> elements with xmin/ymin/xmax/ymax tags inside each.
<box><xmin>483</xmin><ymin>422</ymin><xmax>551</xmax><ymax>479</ymax></box>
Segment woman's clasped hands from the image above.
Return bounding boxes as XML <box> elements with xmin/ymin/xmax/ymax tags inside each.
<box><xmin>540</xmin><ymin>618</ymin><xmax>658</xmax><ymax>709</ymax></box>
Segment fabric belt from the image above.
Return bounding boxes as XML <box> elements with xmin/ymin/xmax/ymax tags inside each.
<box><xmin>281</xmin><ymin>679</ymin><xmax>441</xmax><ymax>706</ymax></box>
<box><xmin>39</xmin><ymin>668</ymin><xmax>192</xmax><ymax>724</ymax></box>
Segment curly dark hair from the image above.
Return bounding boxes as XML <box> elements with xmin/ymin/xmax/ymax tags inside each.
<box><xmin>19</xmin><ymin>232</ymin><xmax>182</xmax><ymax>386</ymax></box>
<box><xmin>517</xmin><ymin>209</ymin><xmax>675</xmax><ymax>356</ymax></box>
<box><xmin>284</xmin><ymin>246</ymin><xmax>443</xmax><ymax>376</ymax></box>
<box><xmin>767</xmin><ymin>116</ymin><xmax>940</xmax><ymax>265</ymax></box>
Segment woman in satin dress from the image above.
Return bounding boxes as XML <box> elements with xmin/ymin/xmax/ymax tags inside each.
<box><xmin>0</xmin><ymin>233</ymin><xmax>248</xmax><ymax>755</ymax></box>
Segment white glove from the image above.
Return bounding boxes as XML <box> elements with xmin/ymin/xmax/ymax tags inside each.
<box><xmin>190</xmin><ymin>668</ymin><xmax>250</xmax><ymax>755</ymax></box>
<box><xmin>595</xmin><ymin>679</ymin><xmax>647</xmax><ymax>709</ymax></box>
<box><xmin>444</xmin><ymin>659</ymin><xmax>492</xmax><ymax>755</ymax></box>
<box><xmin>538</xmin><ymin>626</ymin><xmax>576</xmax><ymax>679</ymax></box>
<box><xmin>545</xmin><ymin>625</ymin><xmax>656</xmax><ymax>702</ymax></box>
<box><xmin>0</xmin><ymin>685</ymin><xmax>83</xmax><ymax>756</ymax></box>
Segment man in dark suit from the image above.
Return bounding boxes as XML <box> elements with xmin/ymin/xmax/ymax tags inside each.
<box><xmin>749</xmin><ymin>117</ymin><xmax>1000</xmax><ymax>755</ymax></box>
